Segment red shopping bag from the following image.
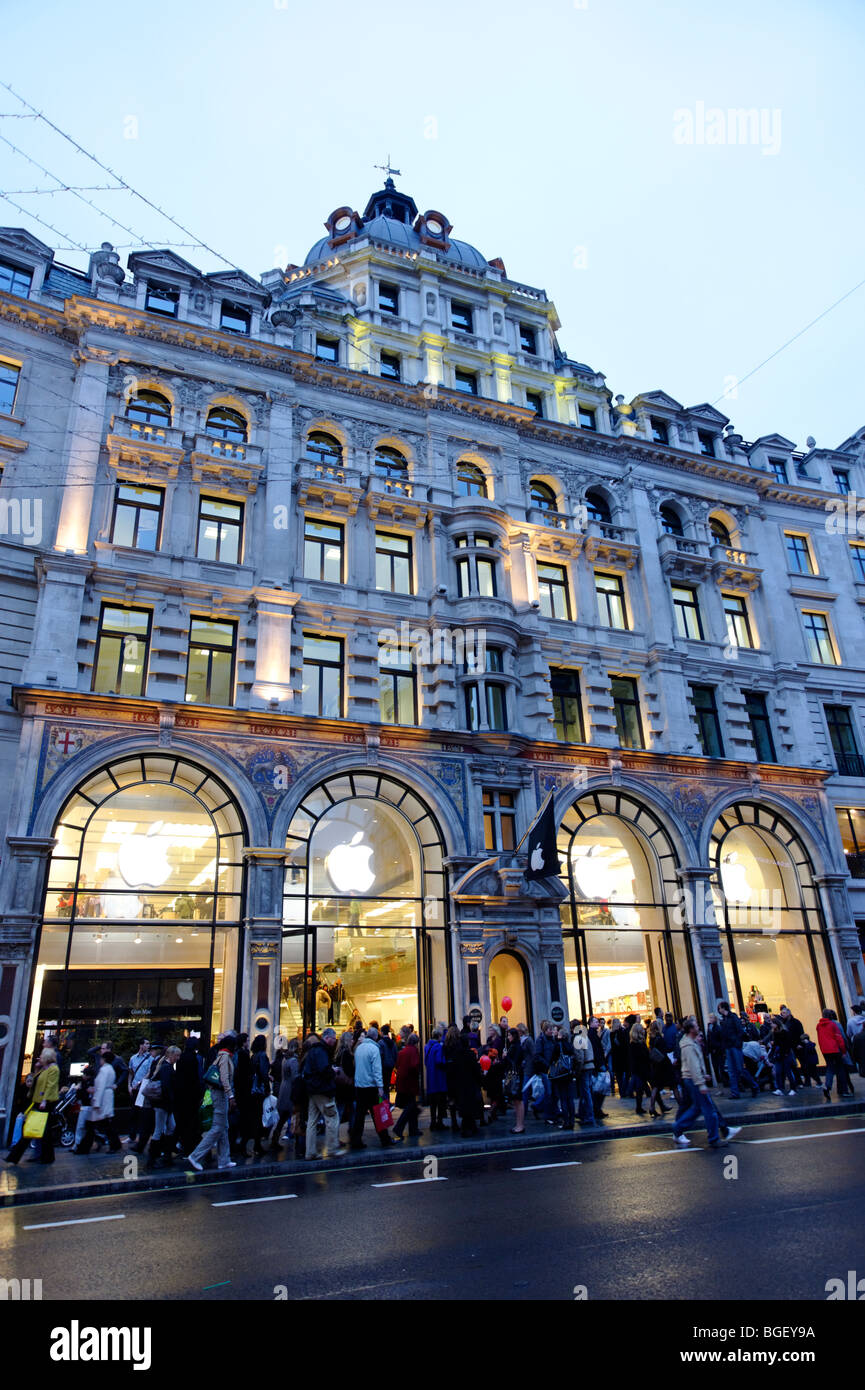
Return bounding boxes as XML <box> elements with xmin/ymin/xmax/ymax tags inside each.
<box><xmin>372</xmin><ymin>1100</ymin><xmax>394</xmax><ymax>1132</ymax></box>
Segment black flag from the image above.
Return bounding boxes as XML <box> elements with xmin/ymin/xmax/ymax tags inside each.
<box><xmin>524</xmin><ymin>791</ymin><xmax>561</xmax><ymax>881</ymax></box>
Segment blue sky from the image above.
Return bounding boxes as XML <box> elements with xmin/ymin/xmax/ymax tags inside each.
<box><xmin>2</xmin><ymin>0</ymin><xmax>863</xmax><ymax>448</ymax></box>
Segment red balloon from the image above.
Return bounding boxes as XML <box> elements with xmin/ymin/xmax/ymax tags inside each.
<box><xmin>501</xmin><ymin>996</ymin><xmax>513</xmax><ymax>1013</ymax></box>
<box><xmin>479</xmin><ymin>1054</ymin><xmax>492</xmax><ymax>1072</ymax></box>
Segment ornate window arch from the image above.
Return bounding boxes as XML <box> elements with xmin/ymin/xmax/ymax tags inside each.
<box><xmin>530</xmin><ymin>478</ymin><xmax>559</xmax><ymax>513</ymax></box>
<box><xmin>205</xmin><ymin>404</ymin><xmax>248</xmax><ymax>443</ymax></box>
<box><xmin>585</xmin><ymin>488</ymin><xmax>612</xmax><ymax>524</ymax></box>
<box><xmin>659</xmin><ymin>501</ymin><xmax>685</xmax><ymax>537</ymax></box>
<box><xmin>456</xmin><ymin>459</ymin><xmax>488</xmax><ymax>498</ymax></box>
<box><xmin>306</xmin><ymin>429</ymin><xmax>344</xmax><ymax>468</ymax></box>
<box><xmin>125</xmin><ymin>388</ymin><xmax>172</xmax><ymax>428</ymax></box>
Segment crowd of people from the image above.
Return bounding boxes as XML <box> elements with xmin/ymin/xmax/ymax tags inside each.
<box><xmin>6</xmin><ymin>999</ymin><xmax>863</xmax><ymax>1167</ymax></box>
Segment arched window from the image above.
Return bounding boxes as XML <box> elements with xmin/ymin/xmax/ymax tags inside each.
<box><xmin>530</xmin><ymin>480</ymin><xmax>558</xmax><ymax>513</ymax></box>
<box><xmin>710</xmin><ymin>517</ymin><xmax>732</xmax><ymax>546</ymax></box>
<box><xmin>205</xmin><ymin>406</ymin><xmax>247</xmax><ymax>443</ymax></box>
<box><xmin>660</xmin><ymin>503</ymin><xmax>684</xmax><ymax>537</ymax></box>
<box><xmin>307</xmin><ymin>431</ymin><xmax>343</xmax><ymax>468</ymax></box>
<box><xmin>585</xmin><ymin>489</ymin><xmax>611</xmax><ymax>524</ymax></box>
<box><xmin>456</xmin><ymin>461</ymin><xmax>487</xmax><ymax>498</ymax></box>
<box><xmin>126</xmin><ymin>390</ymin><xmax>172</xmax><ymax>427</ymax></box>
<box><xmin>282</xmin><ymin>771</ymin><xmax>448</xmax><ymax>1035</ymax></box>
<box><xmin>709</xmin><ymin>802</ymin><xmax>840</xmax><ymax>1023</ymax></box>
<box><xmin>557</xmin><ymin>791</ymin><xmax>695</xmax><ymax>1023</ymax></box>
<box><xmin>374</xmin><ymin>445</ymin><xmax>410</xmax><ymax>493</ymax></box>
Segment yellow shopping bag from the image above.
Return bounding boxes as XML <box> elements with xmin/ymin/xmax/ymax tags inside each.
<box><xmin>22</xmin><ymin>1108</ymin><xmax>49</xmax><ymax>1139</ymax></box>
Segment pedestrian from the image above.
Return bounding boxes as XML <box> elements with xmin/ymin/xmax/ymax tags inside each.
<box><xmin>588</xmin><ymin>1018</ymin><xmax>609</xmax><ymax>1119</ymax></box>
<box><xmin>609</xmin><ymin>1017</ymin><xmax>630</xmax><ymax>1098</ymax></box>
<box><xmin>333</xmin><ymin>1030</ymin><xmax>355</xmax><ymax>1135</ymax></box>
<box><xmin>647</xmin><ymin>1020</ymin><xmax>673</xmax><ymax>1117</ymax></box>
<box><xmin>717</xmin><ymin>1000</ymin><xmax>759</xmax><ymax>1099</ymax></box>
<box><xmin>5</xmin><ymin>1047</ymin><xmax>60</xmax><ymax>1165</ymax></box>
<box><xmin>244</xmin><ymin>1034</ymin><xmax>271</xmax><ymax>1157</ymax></box>
<box><xmin>447</xmin><ymin>1030</ymin><xmax>484</xmax><ymax>1135</ymax></box>
<box><xmin>349</xmin><ymin>1027</ymin><xmax>393</xmax><ymax>1149</ymax></box>
<box><xmin>173</xmin><ymin>1038</ymin><xmax>204</xmax><ymax>1156</ymax></box>
<box><xmin>186</xmin><ymin>1034</ymin><xmax>237</xmax><ymax>1171</ymax></box>
<box><xmin>796</xmin><ymin>1033</ymin><xmax>820</xmax><ymax>1087</ymax></box>
<box><xmin>126</xmin><ymin>1039</ymin><xmax>152</xmax><ymax>1146</ymax></box>
<box><xmin>231</xmin><ymin>1033</ymin><xmax>252</xmax><ymax>1155</ymax></box>
<box><xmin>391</xmin><ymin>1033</ymin><xmax>422</xmax><ymax>1139</ymax></box>
<box><xmin>270</xmin><ymin>1036</ymin><xmax>288</xmax><ymax>1093</ymax></box>
<box><xmin>550</xmin><ymin>1025</ymin><xmax>576</xmax><ymax>1130</ymax></box>
<box><xmin>424</xmin><ymin>1026</ymin><xmax>448</xmax><ymax>1130</ymax></box>
<box><xmin>272</xmin><ymin>1037</ymin><xmax>300</xmax><ymax>1152</ymax></box>
<box><xmin>533</xmin><ymin>1020</ymin><xmax>556</xmax><ymax>1122</ymax></box>
<box><xmin>705</xmin><ymin>1012</ymin><xmax>726</xmax><ymax>1087</ymax></box>
<box><xmin>817</xmin><ymin>1009</ymin><xmax>855</xmax><ymax>1100</ymax></box>
<box><xmin>673</xmin><ymin>1022</ymin><xmax>726</xmax><ymax>1149</ymax></box>
<box><xmin>75</xmin><ymin>1049</ymin><xmax>121</xmax><ymax>1154</ymax></box>
<box><xmin>572</xmin><ymin>1022</ymin><xmax>596</xmax><ymax>1126</ymax></box>
<box><xmin>629</xmin><ymin>1020</ymin><xmax>651</xmax><ymax>1116</ymax></box>
<box><xmin>769</xmin><ymin>1018</ymin><xmax>798</xmax><ymax>1096</ymax></box>
<box><xmin>378</xmin><ymin>1025</ymin><xmax>398</xmax><ymax>1100</ymax></box>
<box><xmin>145</xmin><ymin>1044</ymin><xmax>181</xmax><ymax>1168</ymax></box>
<box><xmin>302</xmin><ymin>1027</ymin><xmax>345</xmax><ymax>1159</ymax></box>
<box><xmin>502</xmin><ymin>1027</ymin><xmax>526</xmax><ymax>1133</ymax></box>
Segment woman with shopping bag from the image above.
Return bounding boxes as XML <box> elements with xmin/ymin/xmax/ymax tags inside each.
<box><xmin>5</xmin><ymin>1047</ymin><xmax>61</xmax><ymax>1165</ymax></box>
<box><xmin>75</xmin><ymin>1049</ymin><xmax>122</xmax><ymax>1153</ymax></box>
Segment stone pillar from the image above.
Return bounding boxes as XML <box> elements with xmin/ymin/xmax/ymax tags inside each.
<box><xmin>262</xmin><ymin>395</ymin><xmax>295</xmax><ymax>585</ymax></box>
<box><xmin>54</xmin><ymin>345</ymin><xmax>116</xmax><ymax>554</ymax></box>
<box><xmin>0</xmin><ymin>836</ymin><xmax>56</xmax><ymax>1128</ymax></box>
<box><xmin>22</xmin><ymin>555</ymin><xmax>91</xmax><ymax>688</ymax></box>
<box><xmin>676</xmin><ymin>866</ymin><xmax>727</xmax><ymax>1016</ymax></box>
<box><xmin>241</xmin><ymin>848</ymin><xmax>288</xmax><ymax>1049</ymax></box>
<box><xmin>251</xmin><ymin>590</ymin><xmax>300</xmax><ymax>709</ymax></box>
<box><xmin>814</xmin><ymin>873</ymin><xmax>862</xmax><ymax>1006</ymax></box>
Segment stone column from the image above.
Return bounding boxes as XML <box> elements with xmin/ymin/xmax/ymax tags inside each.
<box><xmin>54</xmin><ymin>344</ymin><xmax>117</xmax><ymax>554</ymax></box>
<box><xmin>814</xmin><ymin>873</ymin><xmax>862</xmax><ymax>1006</ymax></box>
<box><xmin>0</xmin><ymin>836</ymin><xmax>56</xmax><ymax>1129</ymax></box>
<box><xmin>676</xmin><ymin>866</ymin><xmax>727</xmax><ymax>1016</ymax></box>
<box><xmin>242</xmin><ymin>848</ymin><xmax>288</xmax><ymax>1049</ymax></box>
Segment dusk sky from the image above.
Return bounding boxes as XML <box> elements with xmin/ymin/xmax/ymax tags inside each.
<box><xmin>3</xmin><ymin>0</ymin><xmax>863</xmax><ymax>448</ymax></box>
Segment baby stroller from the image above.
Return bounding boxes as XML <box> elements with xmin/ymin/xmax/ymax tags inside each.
<box><xmin>52</xmin><ymin>1086</ymin><xmax>81</xmax><ymax>1149</ymax></box>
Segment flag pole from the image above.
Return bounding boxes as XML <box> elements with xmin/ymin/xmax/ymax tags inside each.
<box><xmin>513</xmin><ymin>785</ymin><xmax>555</xmax><ymax>853</ymax></box>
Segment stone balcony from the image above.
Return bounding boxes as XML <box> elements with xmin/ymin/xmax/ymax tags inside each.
<box><xmin>658</xmin><ymin>532</ymin><xmax>712</xmax><ymax>581</ymax></box>
<box><xmin>583</xmin><ymin>520</ymin><xmax>640</xmax><ymax>569</ymax></box>
<box><xmin>190</xmin><ymin>434</ymin><xmax>264</xmax><ymax>492</ymax></box>
<box><xmin>295</xmin><ymin>454</ymin><xmax>364</xmax><ymax>514</ymax></box>
<box><xmin>106</xmin><ymin>416</ymin><xmax>185</xmax><ymax>482</ymax></box>
<box><xmin>710</xmin><ymin>543</ymin><xmax>763</xmax><ymax>592</ymax></box>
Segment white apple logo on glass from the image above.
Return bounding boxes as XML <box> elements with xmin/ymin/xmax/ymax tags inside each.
<box><xmin>326</xmin><ymin>832</ymin><xmax>375</xmax><ymax>894</ymax></box>
<box><xmin>176</xmin><ymin>981</ymin><xmax>195</xmax><ymax>1001</ymax></box>
<box><xmin>118</xmin><ymin>820</ymin><xmax>172</xmax><ymax>889</ymax></box>
<box><xmin>721</xmin><ymin>852</ymin><xmax>750</xmax><ymax>903</ymax></box>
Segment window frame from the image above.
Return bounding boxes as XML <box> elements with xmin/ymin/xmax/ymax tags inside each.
<box><xmin>519</xmin><ymin>324</ymin><xmax>537</xmax><ymax>355</ymax></box>
<box><xmin>219</xmin><ymin>300</ymin><xmax>251</xmax><ymax>335</ymax></box>
<box><xmin>0</xmin><ymin>359</ymin><xmax>22</xmax><ymax>416</ymax></box>
<box><xmin>315</xmin><ymin>336</ymin><xmax>340</xmax><ymax>364</ymax></box>
<box><xmin>610</xmin><ymin>675</ymin><xmax>644</xmax><ymax>749</ymax></box>
<box><xmin>690</xmin><ymin>684</ymin><xmax>725</xmax><ymax>758</ymax></box>
<box><xmin>483</xmin><ymin>789</ymin><xmax>516</xmax><ymax>851</ymax></box>
<box><xmin>301</xmin><ymin>634</ymin><xmax>344</xmax><ymax>719</ymax></box>
<box><xmin>802</xmin><ymin>610</ymin><xmax>837</xmax><ymax>665</ymax></box>
<box><xmin>744</xmin><ymin>691</ymin><xmax>777</xmax><ymax>763</ymax></box>
<box><xmin>379</xmin><ymin>350</ymin><xmax>401</xmax><ymax>381</ymax></box>
<box><xmin>578</xmin><ymin>405</ymin><xmax>596</xmax><ymax>430</ymax></box>
<box><xmin>375</xmin><ymin>530</ymin><xmax>413</xmax><ymax>594</ymax></box>
<box><xmin>378</xmin><ymin>282</ymin><xmax>400</xmax><ymax>316</ymax></box>
<box><xmin>205</xmin><ymin>406</ymin><xmax>247</xmax><ymax>443</ymax></box>
<box><xmin>722</xmin><ymin>592</ymin><xmax>754</xmax><ymax>649</ymax></box>
<box><xmin>550</xmin><ymin>668</ymin><xmax>585</xmax><ymax>743</ymax></box>
<box><xmin>378</xmin><ymin>640</ymin><xmax>418</xmax><ymax>726</ymax></box>
<box><xmin>850</xmin><ymin>543</ymin><xmax>865</xmax><ymax>583</ymax></box>
<box><xmin>650</xmin><ymin>417</ymin><xmax>669</xmax><ymax>444</ymax></box>
<box><xmin>110</xmin><ymin>481</ymin><xmax>164</xmax><ymax>551</ymax></box>
<box><xmin>125</xmin><ymin>390</ymin><xmax>172</xmax><ymax>428</ymax></box>
<box><xmin>185</xmin><ymin>616</ymin><xmax>237</xmax><ymax>707</ymax></box>
<box><xmin>456</xmin><ymin>461</ymin><xmax>487</xmax><ymax>498</ymax></box>
<box><xmin>454</xmin><ymin>368</ymin><xmax>479</xmax><ymax>396</ymax></box>
<box><xmin>144</xmin><ymin>282</ymin><xmax>180</xmax><ymax>318</ymax></box>
<box><xmin>595</xmin><ymin>570</ymin><xmax>628</xmax><ymax>630</ymax></box>
<box><xmin>303</xmin><ymin>517</ymin><xmax>344</xmax><ymax>583</ymax></box>
<box><xmin>697</xmin><ymin>429</ymin><xmax>715</xmax><ymax>457</ymax></box>
<box><xmin>825</xmin><ymin>705</ymin><xmax>864</xmax><ymax>777</ymax></box>
<box><xmin>197</xmin><ymin>494</ymin><xmax>243</xmax><ymax>565</ymax></box>
<box><xmin>451</xmin><ymin>300</ymin><xmax>474</xmax><ymax>333</ymax></box>
<box><xmin>93</xmin><ymin>603</ymin><xmax>152</xmax><ymax>697</ymax></box>
<box><xmin>0</xmin><ymin>259</ymin><xmax>32</xmax><ymax>298</ymax></box>
<box><xmin>672</xmin><ymin>584</ymin><xmax>704</xmax><ymax>640</ymax></box>
<box><xmin>536</xmin><ymin>561</ymin><xmax>571</xmax><ymax>620</ymax></box>
<box><xmin>785</xmin><ymin>531</ymin><xmax>816</xmax><ymax>575</ymax></box>
<box><xmin>768</xmin><ymin>457</ymin><xmax>788</xmax><ymax>484</ymax></box>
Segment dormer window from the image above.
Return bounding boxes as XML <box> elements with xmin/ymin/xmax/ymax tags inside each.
<box><xmin>206</xmin><ymin>406</ymin><xmax>247</xmax><ymax>443</ymax></box>
<box><xmin>697</xmin><ymin>429</ymin><xmax>715</xmax><ymax>456</ymax></box>
<box><xmin>315</xmin><ymin>336</ymin><xmax>339</xmax><ymax>363</ymax></box>
<box><xmin>454</xmin><ymin>369</ymin><xmax>478</xmax><ymax>396</ymax></box>
<box><xmin>220</xmin><ymin>300</ymin><xmax>251</xmax><ymax>335</ymax></box>
<box><xmin>145</xmin><ymin>282</ymin><xmax>179</xmax><ymax>317</ymax></box>
<box><xmin>768</xmin><ymin>457</ymin><xmax>788</xmax><ymax>483</ymax></box>
<box><xmin>451</xmin><ymin>301</ymin><xmax>473</xmax><ymax>333</ymax></box>
<box><xmin>0</xmin><ymin>260</ymin><xmax>32</xmax><ymax>298</ymax></box>
<box><xmin>660</xmin><ymin>503</ymin><xmax>684</xmax><ymax>537</ymax></box>
<box><xmin>833</xmin><ymin>468</ymin><xmax>851</xmax><ymax>495</ymax></box>
<box><xmin>526</xmin><ymin>391</ymin><xmax>543</xmax><ymax>417</ymax></box>
<box><xmin>456</xmin><ymin>462</ymin><xmax>487</xmax><ymax>498</ymax></box>
<box><xmin>126</xmin><ymin>390</ymin><xmax>172</xmax><ymax>427</ymax></box>
<box><xmin>379</xmin><ymin>282</ymin><xmax>399</xmax><ymax>315</ymax></box>
<box><xmin>380</xmin><ymin>351</ymin><xmax>401</xmax><ymax>381</ymax></box>
<box><xmin>578</xmin><ymin>406</ymin><xmax>596</xmax><ymax>430</ymax></box>
<box><xmin>650</xmin><ymin>417</ymin><xmax>668</xmax><ymax>444</ymax></box>
<box><xmin>519</xmin><ymin>324</ymin><xmax>537</xmax><ymax>354</ymax></box>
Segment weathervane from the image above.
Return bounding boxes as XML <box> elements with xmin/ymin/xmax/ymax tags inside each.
<box><xmin>374</xmin><ymin>155</ymin><xmax>401</xmax><ymax>180</ymax></box>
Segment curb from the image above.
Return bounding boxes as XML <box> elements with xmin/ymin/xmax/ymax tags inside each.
<box><xmin>3</xmin><ymin>1097</ymin><xmax>862</xmax><ymax>1209</ymax></box>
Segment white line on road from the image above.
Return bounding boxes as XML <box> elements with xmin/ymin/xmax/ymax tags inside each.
<box><xmin>744</xmin><ymin>1127</ymin><xmax>865</xmax><ymax>1146</ymax></box>
<box><xmin>212</xmin><ymin>1194</ymin><xmax>298</xmax><ymax>1207</ymax></box>
<box><xmin>633</xmin><ymin>1148</ymin><xmax>699</xmax><ymax>1158</ymax></box>
<box><xmin>371</xmin><ymin>1177</ymin><xmax>448</xmax><ymax>1188</ymax></box>
<box><xmin>22</xmin><ymin>1214</ymin><xmax>126</xmax><ymax>1230</ymax></box>
<box><xmin>512</xmin><ymin>1161</ymin><xmax>583</xmax><ymax>1171</ymax></box>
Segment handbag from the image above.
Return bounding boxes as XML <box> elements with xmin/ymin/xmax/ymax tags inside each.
<box><xmin>591</xmin><ymin>1070</ymin><xmax>611</xmax><ymax>1096</ymax></box>
<box><xmin>141</xmin><ymin>1079</ymin><xmax>163</xmax><ymax>1101</ymax></box>
<box><xmin>549</xmin><ymin>1056</ymin><xmax>572</xmax><ymax>1082</ymax></box>
<box><xmin>23</xmin><ymin>1108</ymin><xmax>49</xmax><ymax>1139</ymax></box>
<box><xmin>203</xmin><ymin>1061</ymin><xmax>224</xmax><ymax>1090</ymax></box>
<box><xmin>502</xmin><ymin>1071</ymin><xmax>522</xmax><ymax>1099</ymax></box>
<box><xmin>372</xmin><ymin>1100</ymin><xmax>394</xmax><ymax>1132</ymax></box>
<box><xmin>649</xmin><ymin>1046</ymin><xmax>666</xmax><ymax>1065</ymax></box>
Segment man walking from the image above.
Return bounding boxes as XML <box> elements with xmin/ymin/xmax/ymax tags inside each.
<box><xmin>127</xmin><ymin>1038</ymin><xmax>152</xmax><ymax>1147</ymax></box>
<box><xmin>350</xmin><ymin>1027</ymin><xmax>394</xmax><ymax>1149</ymax></box>
<box><xmin>673</xmin><ymin>1021</ymin><xmax>730</xmax><ymax>1149</ymax></box>
<box><xmin>187</xmin><ymin>1034</ymin><xmax>237</xmax><ymax>1171</ymax></box>
<box><xmin>717</xmin><ymin>1000</ymin><xmax>758</xmax><ymax>1099</ymax></box>
<box><xmin>302</xmin><ymin>1028</ymin><xmax>346</xmax><ymax>1159</ymax></box>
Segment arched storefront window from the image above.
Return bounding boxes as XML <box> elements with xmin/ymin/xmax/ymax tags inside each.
<box><xmin>709</xmin><ymin>802</ymin><xmax>841</xmax><ymax>1026</ymax></box>
<box><xmin>30</xmin><ymin>755</ymin><xmax>246</xmax><ymax>1062</ymax></box>
<box><xmin>557</xmin><ymin>791</ymin><xmax>697</xmax><ymax>1023</ymax></box>
<box><xmin>282</xmin><ymin>772</ymin><xmax>449</xmax><ymax>1038</ymax></box>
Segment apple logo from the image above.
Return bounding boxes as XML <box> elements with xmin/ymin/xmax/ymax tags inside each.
<box><xmin>117</xmin><ymin>820</ymin><xmax>172</xmax><ymax>889</ymax></box>
<box><xmin>530</xmin><ymin>843</ymin><xmax>545</xmax><ymax>872</ymax></box>
<box><xmin>326</xmin><ymin>831</ymin><xmax>375</xmax><ymax>894</ymax></box>
<box><xmin>721</xmin><ymin>851</ymin><xmax>750</xmax><ymax>903</ymax></box>
<box><xmin>176</xmin><ymin>981</ymin><xmax>195</xmax><ymax>1001</ymax></box>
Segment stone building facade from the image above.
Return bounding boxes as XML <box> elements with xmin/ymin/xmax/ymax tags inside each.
<box><xmin>0</xmin><ymin>178</ymin><xmax>864</xmax><ymax>1122</ymax></box>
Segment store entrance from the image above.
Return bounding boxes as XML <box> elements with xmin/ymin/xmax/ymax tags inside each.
<box><xmin>489</xmin><ymin>951</ymin><xmax>532</xmax><ymax>1033</ymax></box>
<box><xmin>36</xmin><ymin>969</ymin><xmax>212</xmax><ymax>1063</ymax></box>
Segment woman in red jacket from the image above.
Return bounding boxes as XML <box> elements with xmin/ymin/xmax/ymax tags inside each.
<box><xmin>816</xmin><ymin>1010</ymin><xmax>854</xmax><ymax>1100</ymax></box>
<box><xmin>391</xmin><ymin>1033</ymin><xmax>421</xmax><ymax>1140</ymax></box>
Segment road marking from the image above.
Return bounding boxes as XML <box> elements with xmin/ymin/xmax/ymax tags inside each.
<box><xmin>633</xmin><ymin>1148</ymin><xmax>699</xmax><ymax>1158</ymax></box>
<box><xmin>512</xmin><ymin>1161</ymin><xmax>582</xmax><ymax>1171</ymax></box>
<box><xmin>212</xmin><ymin>1193</ymin><xmax>298</xmax><ymax>1207</ymax></box>
<box><xmin>22</xmin><ymin>1214</ymin><xmax>126</xmax><ymax>1230</ymax></box>
<box><xmin>744</xmin><ymin>1126</ymin><xmax>865</xmax><ymax>1146</ymax></box>
<box><xmin>202</xmin><ymin>1281</ymin><xmax>231</xmax><ymax>1290</ymax></box>
<box><xmin>371</xmin><ymin>1177</ymin><xmax>448</xmax><ymax>1188</ymax></box>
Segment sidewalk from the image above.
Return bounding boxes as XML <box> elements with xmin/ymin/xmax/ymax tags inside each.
<box><xmin>2</xmin><ymin>1086</ymin><xmax>862</xmax><ymax>1208</ymax></box>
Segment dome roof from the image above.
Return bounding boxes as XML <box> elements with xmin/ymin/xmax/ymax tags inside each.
<box><xmin>303</xmin><ymin>183</ymin><xmax>489</xmax><ymax>272</ymax></box>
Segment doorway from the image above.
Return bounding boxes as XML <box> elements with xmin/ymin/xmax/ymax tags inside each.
<box><xmin>489</xmin><ymin>950</ymin><xmax>532</xmax><ymax>1033</ymax></box>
